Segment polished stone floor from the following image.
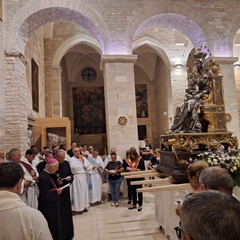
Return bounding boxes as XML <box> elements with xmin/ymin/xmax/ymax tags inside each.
<box><xmin>72</xmin><ymin>191</ymin><xmax>169</xmax><ymax>240</ymax></box>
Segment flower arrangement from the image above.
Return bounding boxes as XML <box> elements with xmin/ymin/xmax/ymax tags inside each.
<box><xmin>194</xmin><ymin>149</ymin><xmax>240</xmax><ymax>186</ymax></box>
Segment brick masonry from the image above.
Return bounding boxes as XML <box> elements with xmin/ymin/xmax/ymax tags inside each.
<box><xmin>1</xmin><ymin>0</ymin><xmax>240</xmax><ymax>154</ymax></box>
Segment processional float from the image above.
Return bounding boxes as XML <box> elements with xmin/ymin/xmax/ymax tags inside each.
<box><xmin>122</xmin><ymin>48</ymin><xmax>238</xmax><ymax>192</ymax></box>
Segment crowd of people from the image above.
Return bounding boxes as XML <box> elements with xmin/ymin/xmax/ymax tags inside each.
<box><xmin>0</xmin><ymin>140</ymin><xmax>157</xmax><ymax>240</ymax></box>
<box><xmin>1</xmin><ymin>140</ymin><xmax>240</xmax><ymax>240</ymax></box>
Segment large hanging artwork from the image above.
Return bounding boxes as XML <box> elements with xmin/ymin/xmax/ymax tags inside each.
<box><xmin>73</xmin><ymin>87</ymin><xmax>106</xmax><ymax>134</ymax></box>
<box><xmin>31</xmin><ymin>59</ymin><xmax>39</xmax><ymax>112</ymax></box>
<box><xmin>135</xmin><ymin>84</ymin><xmax>148</xmax><ymax>118</ymax></box>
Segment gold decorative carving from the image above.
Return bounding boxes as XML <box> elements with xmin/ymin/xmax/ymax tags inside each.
<box><xmin>160</xmin><ymin>132</ymin><xmax>238</xmax><ymax>152</ymax></box>
<box><xmin>225</xmin><ymin>113</ymin><xmax>232</xmax><ymax>123</ymax></box>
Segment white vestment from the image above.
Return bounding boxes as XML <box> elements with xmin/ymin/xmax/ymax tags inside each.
<box><xmin>88</xmin><ymin>156</ymin><xmax>104</xmax><ymax>203</ymax></box>
<box><xmin>0</xmin><ymin>191</ymin><xmax>52</xmax><ymax>240</ymax></box>
<box><xmin>20</xmin><ymin>156</ymin><xmax>39</xmax><ymax>209</ymax></box>
<box><xmin>32</xmin><ymin>154</ymin><xmax>42</xmax><ymax>168</ymax></box>
<box><xmin>69</xmin><ymin>156</ymin><xmax>91</xmax><ymax>212</ymax></box>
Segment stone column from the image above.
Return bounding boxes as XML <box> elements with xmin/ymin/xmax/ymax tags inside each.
<box><xmin>169</xmin><ymin>66</ymin><xmax>188</xmax><ymax>125</ymax></box>
<box><xmin>44</xmin><ymin>38</ymin><xmax>62</xmax><ymax>117</ymax></box>
<box><xmin>52</xmin><ymin>66</ymin><xmax>62</xmax><ymax>117</ymax></box>
<box><xmin>213</xmin><ymin>57</ymin><xmax>240</xmax><ymax>140</ymax></box>
<box><xmin>100</xmin><ymin>55</ymin><xmax>138</xmax><ymax>158</ymax></box>
<box><xmin>4</xmin><ymin>51</ymin><xmax>29</xmax><ymax>152</ymax></box>
<box><xmin>234</xmin><ymin>63</ymin><xmax>240</xmax><ymax>128</ymax></box>
<box><xmin>44</xmin><ymin>39</ymin><xmax>53</xmax><ymax>117</ymax></box>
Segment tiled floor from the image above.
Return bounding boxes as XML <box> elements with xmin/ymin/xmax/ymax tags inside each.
<box><xmin>72</xmin><ymin>192</ymin><xmax>169</xmax><ymax>240</ymax></box>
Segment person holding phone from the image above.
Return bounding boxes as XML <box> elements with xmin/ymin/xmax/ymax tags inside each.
<box><xmin>105</xmin><ymin>152</ymin><xmax>123</xmax><ymax>207</ymax></box>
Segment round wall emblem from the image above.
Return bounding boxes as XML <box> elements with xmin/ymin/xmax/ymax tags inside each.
<box><xmin>81</xmin><ymin>67</ymin><xmax>97</xmax><ymax>82</ymax></box>
<box><xmin>117</xmin><ymin>115</ymin><xmax>128</xmax><ymax>127</ymax></box>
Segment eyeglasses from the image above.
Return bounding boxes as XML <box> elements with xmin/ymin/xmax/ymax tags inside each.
<box><xmin>174</xmin><ymin>226</ymin><xmax>183</xmax><ymax>240</ymax></box>
<box><xmin>174</xmin><ymin>226</ymin><xmax>194</xmax><ymax>240</ymax></box>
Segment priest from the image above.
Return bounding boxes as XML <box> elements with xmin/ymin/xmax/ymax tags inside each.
<box><xmin>55</xmin><ymin>149</ymin><xmax>74</xmax><ymax>240</ymax></box>
<box><xmin>69</xmin><ymin>147</ymin><xmax>91</xmax><ymax>213</ymax></box>
<box><xmin>38</xmin><ymin>158</ymin><xmax>62</xmax><ymax>240</ymax></box>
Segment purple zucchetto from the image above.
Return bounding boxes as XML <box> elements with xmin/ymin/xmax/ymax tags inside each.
<box><xmin>47</xmin><ymin>157</ymin><xmax>57</xmax><ymax>164</ymax></box>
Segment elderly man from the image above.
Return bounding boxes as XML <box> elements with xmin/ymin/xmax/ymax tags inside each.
<box><xmin>38</xmin><ymin>158</ymin><xmax>62</xmax><ymax>240</ymax></box>
<box><xmin>104</xmin><ymin>147</ymin><xmax>122</xmax><ymax>166</ymax></box>
<box><xmin>199</xmin><ymin>166</ymin><xmax>234</xmax><ymax>195</ymax></box>
<box><xmin>55</xmin><ymin>149</ymin><xmax>74</xmax><ymax>240</ymax></box>
<box><xmin>8</xmin><ymin>148</ymin><xmax>21</xmax><ymax>163</ymax></box>
<box><xmin>0</xmin><ymin>162</ymin><xmax>52</xmax><ymax>240</ymax></box>
<box><xmin>20</xmin><ymin>148</ymin><xmax>39</xmax><ymax>209</ymax></box>
<box><xmin>67</xmin><ymin>142</ymin><xmax>77</xmax><ymax>157</ymax></box>
<box><xmin>180</xmin><ymin>190</ymin><xmax>240</xmax><ymax>240</ymax></box>
<box><xmin>69</xmin><ymin>147</ymin><xmax>91</xmax><ymax>213</ymax></box>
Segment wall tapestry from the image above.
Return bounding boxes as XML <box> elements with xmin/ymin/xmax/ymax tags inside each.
<box><xmin>135</xmin><ymin>84</ymin><xmax>148</xmax><ymax>118</ymax></box>
<box><xmin>73</xmin><ymin>87</ymin><xmax>106</xmax><ymax>134</ymax></box>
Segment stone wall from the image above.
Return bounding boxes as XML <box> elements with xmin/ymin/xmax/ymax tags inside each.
<box><xmin>2</xmin><ymin>0</ymin><xmax>240</xmax><ymax>152</ymax></box>
<box><xmin>155</xmin><ymin>57</ymin><xmax>171</xmax><ymax>137</ymax></box>
<box><xmin>25</xmin><ymin>27</ymin><xmax>45</xmax><ymax>118</ymax></box>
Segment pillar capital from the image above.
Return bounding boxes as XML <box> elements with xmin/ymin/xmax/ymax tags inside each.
<box><xmin>100</xmin><ymin>54</ymin><xmax>137</xmax><ymax>70</ymax></box>
<box><xmin>52</xmin><ymin>66</ymin><xmax>62</xmax><ymax>72</ymax></box>
<box><xmin>212</xmin><ymin>56</ymin><xmax>238</xmax><ymax>65</ymax></box>
<box><xmin>4</xmin><ymin>50</ymin><xmax>27</xmax><ymax>65</ymax></box>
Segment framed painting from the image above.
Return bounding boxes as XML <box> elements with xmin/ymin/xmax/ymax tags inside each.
<box><xmin>135</xmin><ymin>84</ymin><xmax>148</xmax><ymax>118</ymax></box>
<box><xmin>73</xmin><ymin>87</ymin><xmax>106</xmax><ymax>135</ymax></box>
<box><xmin>31</xmin><ymin>58</ymin><xmax>39</xmax><ymax>112</ymax></box>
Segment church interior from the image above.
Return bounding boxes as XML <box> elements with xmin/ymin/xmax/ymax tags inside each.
<box><xmin>1</xmin><ymin>1</ymin><xmax>240</xmax><ymax>239</ymax></box>
<box><xmin>1</xmin><ymin>0</ymin><xmax>240</xmax><ymax>157</ymax></box>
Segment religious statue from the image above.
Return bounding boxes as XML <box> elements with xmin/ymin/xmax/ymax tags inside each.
<box><xmin>170</xmin><ymin>49</ymin><xmax>212</xmax><ymax>133</ymax></box>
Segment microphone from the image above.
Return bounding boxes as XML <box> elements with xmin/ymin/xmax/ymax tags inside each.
<box><xmin>56</xmin><ymin>173</ymin><xmax>61</xmax><ymax>180</ymax></box>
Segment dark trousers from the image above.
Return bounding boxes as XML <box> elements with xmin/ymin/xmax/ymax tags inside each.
<box><xmin>126</xmin><ymin>179</ymin><xmax>132</xmax><ymax>201</ymax></box>
<box><xmin>131</xmin><ymin>184</ymin><xmax>143</xmax><ymax>206</ymax></box>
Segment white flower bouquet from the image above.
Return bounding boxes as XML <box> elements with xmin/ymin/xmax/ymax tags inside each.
<box><xmin>197</xmin><ymin>149</ymin><xmax>240</xmax><ymax>186</ymax></box>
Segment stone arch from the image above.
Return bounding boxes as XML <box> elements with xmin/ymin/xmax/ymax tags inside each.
<box><xmin>126</xmin><ymin>1</ymin><xmax>213</xmax><ymax>54</ymax></box>
<box><xmin>133</xmin><ymin>37</ymin><xmax>171</xmax><ymax>67</ymax></box>
<box><xmin>228</xmin><ymin>15</ymin><xmax>240</xmax><ymax>57</ymax></box>
<box><xmin>68</xmin><ymin>54</ymin><xmax>101</xmax><ymax>83</ymax></box>
<box><xmin>5</xmin><ymin>1</ymin><xmax>110</xmax><ymax>55</ymax></box>
<box><xmin>53</xmin><ymin>34</ymin><xmax>101</xmax><ymax>68</ymax></box>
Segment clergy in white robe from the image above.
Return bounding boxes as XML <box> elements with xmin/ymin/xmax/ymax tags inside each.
<box><xmin>20</xmin><ymin>149</ymin><xmax>39</xmax><ymax>209</ymax></box>
<box><xmin>87</xmin><ymin>149</ymin><xmax>104</xmax><ymax>204</ymax></box>
<box><xmin>69</xmin><ymin>147</ymin><xmax>91</xmax><ymax>212</ymax></box>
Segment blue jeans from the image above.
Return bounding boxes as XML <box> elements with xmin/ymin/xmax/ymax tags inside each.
<box><xmin>108</xmin><ymin>177</ymin><xmax>122</xmax><ymax>202</ymax></box>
